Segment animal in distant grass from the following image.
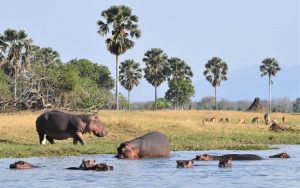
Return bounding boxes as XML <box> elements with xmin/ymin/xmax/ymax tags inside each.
<box><xmin>116</xmin><ymin>131</ymin><xmax>170</xmax><ymax>159</ymax></box>
<box><xmin>9</xmin><ymin>161</ymin><xmax>38</xmax><ymax>169</ymax></box>
<box><xmin>219</xmin><ymin>118</ymin><xmax>229</xmax><ymax>123</ymax></box>
<box><xmin>238</xmin><ymin>118</ymin><xmax>246</xmax><ymax>124</ymax></box>
<box><xmin>176</xmin><ymin>160</ymin><xmax>194</xmax><ymax>168</ymax></box>
<box><xmin>269</xmin><ymin>122</ymin><xmax>295</xmax><ymax>132</ymax></box>
<box><xmin>264</xmin><ymin>113</ymin><xmax>271</xmax><ymax>125</ymax></box>
<box><xmin>210</xmin><ymin>117</ymin><xmax>217</xmax><ymax>123</ymax></box>
<box><xmin>218</xmin><ymin>157</ymin><xmax>232</xmax><ymax>167</ymax></box>
<box><xmin>252</xmin><ymin>117</ymin><xmax>262</xmax><ymax>124</ymax></box>
<box><xmin>282</xmin><ymin>116</ymin><xmax>286</xmax><ymax>123</ymax></box>
<box><xmin>36</xmin><ymin>110</ymin><xmax>108</xmax><ymax>145</ymax></box>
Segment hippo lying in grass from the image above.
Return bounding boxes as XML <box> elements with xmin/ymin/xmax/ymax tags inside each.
<box><xmin>10</xmin><ymin>161</ymin><xmax>38</xmax><ymax>169</ymax></box>
<box><xmin>176</xmin><ymin>160</ymin><xmax>194</xmax><ymax>168</ymax></box>
<box><xmin>67</xmin><ymin>160</ymin><xmax>113</xmax><ymax>171</ymax></box>
<box><xmin>36</xmin><ymin>110</ymin><xmax>108</xmax><ymax>145</ymax></box>
<box><xmin>116</xmin><ymin>131</ymin><xmax>171</xmax><ymax>159</ymax></box>
<box><xmin>194</xmin><ymin>152</ymin><xmax>290</xmax><ymax>161</ymax></box>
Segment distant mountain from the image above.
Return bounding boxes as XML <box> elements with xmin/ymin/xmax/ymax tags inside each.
<box><xmin>121</xmin><ymin>65</ymin><xmax>299</xmax><ymax>102</ymax></box>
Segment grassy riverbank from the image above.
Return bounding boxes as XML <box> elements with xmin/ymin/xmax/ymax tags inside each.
<box><xmin>0</xmin><ymin>110</ymin><xmax>299</xmax><ymax>158</ymax></box>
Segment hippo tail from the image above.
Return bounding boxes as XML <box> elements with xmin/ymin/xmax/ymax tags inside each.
<box><xmin>35</xmin><ymin>113</ymin><xmax>48</xmax><ymax>133</ymax></box>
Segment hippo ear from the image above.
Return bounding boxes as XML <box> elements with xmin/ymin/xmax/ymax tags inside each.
<box><xmin>125</xmin><ymin>143</ymin><xmax>131</xmax><ymax>147</ymax></box>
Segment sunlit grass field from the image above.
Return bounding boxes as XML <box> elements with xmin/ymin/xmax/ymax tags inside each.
<box><xmin>0</xmin><ymin>110</ymin><xmax>299</xmax><ymax>158</ymax></box>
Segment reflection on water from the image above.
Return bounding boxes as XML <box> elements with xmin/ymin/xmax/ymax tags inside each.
<box><xmin>0</xmin><ymin>145</ymin><xmax>299</xmax><ymax>188</ymax></box>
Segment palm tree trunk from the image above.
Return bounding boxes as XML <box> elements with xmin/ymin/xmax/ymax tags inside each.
<box><xmin>14</xmin><ymin>73</ymin><xmax>17</xmax><ymax>106</ymax></box>
<box><xmin>214</xmin><ymin>86</ymin><xmax>218</xmax><ymax>110</ymax></box>
<box><xmin>128</xmin><ymin>90</ymin><xmax>130</xmax><ymax>111</ymax></box>
<box><xmin>115</xmin><ymin>55</ymin><xmax>119</xmax><ymax>110</ymax></box>
<box><xmin>154</xmin><ymin>84</ymin><xmax>157</xmax><ymax>110</ymax></box>
<box><xmin>269</xmin><ymin>75</ymin><xmax>271</xmax><ymax>113</ymax></box>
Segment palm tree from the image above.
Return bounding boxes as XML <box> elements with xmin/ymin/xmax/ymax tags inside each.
<box><xmin>203</xmin><ymin>57</ymin><xmax>228</xmax><ymax>110</ymax></box>
<box><xmin>143</xmin><ymin>48</ymin><xmax>169</xmax><ymax>109</ymax></box>
<box><xmin>0</xmin><ymin>29</ymin><xmax>32</xmax><ymax>102</ymax></box>
<box><xmin>260</xmin><ymin>58</ymin><xmax>281</xmax><ymax>112</ymax></box>
<box><xmin>168</xmin><ymin>57</ymin><xmax>193</xmax><ymax>80</ymax></box>
<box><xmin>119</xmin><ymin>59</ymin><xmax>142</xmax><ymax>110</ymax></box>
<box><xmin>97</xmin><ymin>5</ymin><xmax>141</xmax><ymax>110</ymax></box>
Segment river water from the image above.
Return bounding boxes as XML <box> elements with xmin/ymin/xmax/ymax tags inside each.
<box><xmin>0</xmin><ymin>145</ymin><xmax>299</xmax><ymax>188</ymax></box>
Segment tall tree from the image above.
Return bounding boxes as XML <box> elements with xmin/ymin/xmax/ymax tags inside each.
<box><xmin>0</xmin><ymin>29</ymin><xmax>32</xmax><ymax>102</ymax></box>
<box><xmin>97</xmin><ymin>5</ymin><xmax>141</xmax><ymax>110</ymax></box>
<box><xmin>119</xmin><ymin>59</ymin><xmax>142</xmax><ymax>110</ymax></box>
<box><xmin>165</xmin><ymin>76</ymin><xmax>195</xmax><ymax>109</ymax></box>
<box><xmin>143</xmin><ymin>48</ymin><xmax>169</xmax><ymax>109</ymax></box>
<box><xmin>168</xmin><ymin>57</ymin><xmax>193</xmax><ymax>81</ymax></box>
<box><xmin>203</xmin><ymin>57</ymin><xmax>228</xmax><ymax>110</ymax></box>
<box><xmin>260</xmin><ymin>57</ymin><xmax>281</xmax><ymax>112</ymax></box>
<box><xmin>66</xmin><ymin>59</ymin><xmax>114</xmax><ymax>90</ymax></box>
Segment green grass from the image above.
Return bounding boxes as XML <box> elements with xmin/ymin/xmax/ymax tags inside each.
<box><xmin>0</xmin><ymin>110</ymin><xmax>299</xmax><ymax>158</ymax></box>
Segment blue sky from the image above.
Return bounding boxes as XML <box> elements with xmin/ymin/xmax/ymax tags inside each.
<box><xmin>0</xmin><ymin>0</ymin><xmax>299</xmax><ymax>101</ymax></box>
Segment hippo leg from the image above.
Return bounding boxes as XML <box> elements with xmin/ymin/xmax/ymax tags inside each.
<box><xmin>46</xmin><ymin>135</ymin><xmax>55</xmax><ymax>144</ymax></box>
<box><xmin>73</xmin><ymin>138</ymin><xmax>78</xmax><ymax>145</ymax></box>
<box><xmin>38</xmin><ymin>132</ymin><xmax>45</xmax><ymax>145</ymax></box>
<box><xmin>74</xmin><ymin>132</ymin><xmax>86</xmax><ymax>145</ymax></box>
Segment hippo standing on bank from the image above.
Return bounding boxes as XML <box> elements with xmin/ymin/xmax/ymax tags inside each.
<box><xmin>36</xmin><ymin>110</ymin><xmax>108</xmax><ymax>145</ymax></box>
<box><xmin>116</xmin><ymin>131</ymin><xmax>171</xmax><ymax>159</ymax></box>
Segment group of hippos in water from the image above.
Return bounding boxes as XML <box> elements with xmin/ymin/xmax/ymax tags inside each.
<box><xmin>9</xmin><ymin>110</ymin><xmax>291</xmax><ymax>171</ymax></box>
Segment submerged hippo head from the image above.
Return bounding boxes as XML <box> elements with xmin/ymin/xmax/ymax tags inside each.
<box><xmin>269</xmin><ymin>152</ymin><xmax>290</xmax><ymax>158</ymax></box>
<box><xmin>116</xmin><ymin>143</ymin><xmax>139</xmax><ymax>159</ymax></box>
<box><xmin>219</xmin><ymin>157</ymin><xmax>232</xmax><ymax>168</ymax></box>
<box><xmin>10</xmin><ymin>161</ymin><xmax>35</xmax><ymax>169</ymax></box>
<box><xmin>87</xmin><ymin>116</ymin><xmax>108</xmax><ymax>137</ymax></box>
<box><xmin>79</xmin><ymin>159</ymin><xmax>96</xmax><ymax>169</ymax></box>
<box><xmin>176</xmin><ymin>160</ymin><xmax>194</xmax><ymax>168</ymax></box>
<box><xmin>195</xmin><ymin>154</ymin><xmax>212</xmax><ymax>161</ymax></box>
<box><xmin>94</xmin><ymin>163</ymin><xmax>114</xmax><ymax>171</ymax></box>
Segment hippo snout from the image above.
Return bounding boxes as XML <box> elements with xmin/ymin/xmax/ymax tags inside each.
<box><xmin>9</xmin><ymin>164</ymin><xmax>16</xmax><ymax>168</ymax></box>
<box><xmin>102</xmin><ymin>128</ymin><xmax>108</xmax><ymax>136</ymax></box>
<box><xmin>94</xmin><ymin>127</ymin><xmax>108</xmax><ymax>137</ymax></box>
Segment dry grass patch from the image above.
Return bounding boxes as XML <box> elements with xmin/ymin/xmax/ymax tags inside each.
<box><xmin>0</xmin><ymin>110</ymin><xmax>299</xmax><ymax>158</ymax></box>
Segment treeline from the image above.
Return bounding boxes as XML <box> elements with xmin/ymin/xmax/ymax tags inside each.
<box><xmin>130</xmin><ymin>97</ymin><xmax>300</xmax><ymax>113</ymax></box>
<box><xmin>0</xmin><ymin>29</ymin><xmax>115</xmax><ymax>111</ymax></box>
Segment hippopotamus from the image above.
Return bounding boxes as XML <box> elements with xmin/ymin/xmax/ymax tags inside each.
<box><xmin>218</xmin><ymin>157</ymin><xmax>232</xmax><ymax>167</ymax></box>
<box><xmin>36</xmin><ymin>110</ymin><xmax>108</xmax><ymax>145</ymax></box>
<box><xmin>10</xmin><ymin>161</ymin><xmax>38</xmax><ymax>169</ymax></box>
<box><xmin>67</xmin><ymin>160</ymin><xmax>113</xmax><ymax>171</ymax></box>
<box><xmin>116</xmin><ymin>131</ymin><xmax>171</xmax><ymax>159</ymax></box>
<box><xmin>194</xmin><ymin>154</ymin><xmax>263</xmax><ymax>160</ymax></box>
<box><xmin>194</xmin><ymin>152</ymin><xmax>290</xmax><ymax>161</ymax></box>
<box><xmin>176</xmin><ymin>160</ymin><xmax>194</xmax><ymax>168</ymax></box>
<box><xmin>269</xmin><ymin>152</ymin><xmax>290</xmax><ymax>158</ymax></box>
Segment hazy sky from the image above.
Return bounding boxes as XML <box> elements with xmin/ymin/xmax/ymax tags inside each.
<box><xmin>0</xmin><ymin>0</ymin><xmax>299</xmax><ymax>101</ymax></box>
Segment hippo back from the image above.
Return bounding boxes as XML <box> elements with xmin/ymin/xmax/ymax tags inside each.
<box><xmin>135</xmin><ymin>131</ymin><xmax>171</xmax><ymax>158</ymax></box>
